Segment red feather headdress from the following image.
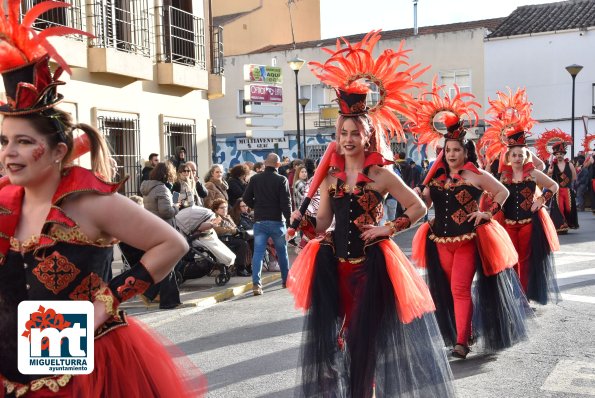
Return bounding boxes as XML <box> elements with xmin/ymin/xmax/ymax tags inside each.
<box><xmin>583</xmin><ymin>134</ymin><xmax>595</xmax><ymax>154</ymax></box>
<box><xmin>478</xmin><ymin>88</ymin><xmax>535</xmax><ymax>166</ymax></box>
<box><xmin>409</xmin><ymin>78</ymin><xmax>481</xmax><ymax>148</ymax></box>
<box><xmin>535</xmin><ymin>129</ymin><xmax>572</xmax><ymax>161</ymax></box>
<box><xmin>308</xmin><ymin>30</ymin><xmax>429</xmax><ymax>149</ymax></box>
<box><xmin>0</xmin><ymin>0</ymin><xmax>93</xmax><ymax>114</ymax></box>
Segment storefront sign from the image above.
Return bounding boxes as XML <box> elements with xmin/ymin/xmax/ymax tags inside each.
<box><xmin>243</xmin><ymin>64</ymin><xmax>283</xmax><ymax>84</ymax></box>
<box><xmin>245</xmin><ymin>84</ymin><xmax>283</xmax><ymax>102</ymax></box>
<box><xmin>236</xmin><ymin>137</ymin><xmax>289</xmax><ymax>150</ymax></box>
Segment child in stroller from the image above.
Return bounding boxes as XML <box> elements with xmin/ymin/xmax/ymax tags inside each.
<box><xmin>174</xmin><ymin>206</ymin><xmax>235</xmax><ymax>286</ymax></box>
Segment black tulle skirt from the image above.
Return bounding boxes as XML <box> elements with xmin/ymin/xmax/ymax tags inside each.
<box><xmin>423</xmin><ymin>235</ymin><xmax>531</xmax><ymax>352</ymax></box>
<box><xmin>527</xmin><ymin>211</ymin><xmax>561</xmax><ymax>305</ymax></box>
<box><xmin>297</xmin><ymin>244</ymin><xmax>455</xmax><ymax>398</ymax></box>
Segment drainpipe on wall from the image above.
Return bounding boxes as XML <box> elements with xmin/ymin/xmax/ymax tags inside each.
<box><xmin>413</xmin><ymin>0</ymin><xmax>418</xmax><ymax>36</ymax></box>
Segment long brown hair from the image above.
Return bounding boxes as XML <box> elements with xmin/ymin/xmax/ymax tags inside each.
<box><xmin>5</xmin><ymin>109</ymin><xmax>113</xmax><ymax>180</ymax></box>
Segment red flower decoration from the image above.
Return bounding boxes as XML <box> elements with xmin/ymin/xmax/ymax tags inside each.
<box><xmin>21</xmin><ymin>305</ymin><xmax>71</xmax><ymax>349</ymax></box>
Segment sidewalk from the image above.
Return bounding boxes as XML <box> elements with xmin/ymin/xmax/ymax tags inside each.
<box><xmin>115</xmin><ymin>245</ymin><xmax>299</xmax><ymax>312</ymax></box>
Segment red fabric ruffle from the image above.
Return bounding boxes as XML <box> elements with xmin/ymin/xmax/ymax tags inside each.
<box><xmin>72</xmin><ymin>317</ymin><xmax>206</xmax><ymax>397</ymax></box>
<box><xmin>537</xmin><ymin>207</ymin><xmax>560</xmax><ymax>252</ymax></box>
<box><xmin>287</xmin><ymin>239</ymin><xmax>321</xmax><ymax>310</ymax></box>
<box><xmin>476</xmin><ymin>220</ymin><xmax>518</xmax><ymax>276</ymax></box>
<box><xmin>379</xmin><ymin>239</ymin><xmax>435</xmax><ymax>323</ymax></box>
<box><xmin>411</xmin><ymin>222</ymin><xmax>431</xmax><ymax>268</ymax></box>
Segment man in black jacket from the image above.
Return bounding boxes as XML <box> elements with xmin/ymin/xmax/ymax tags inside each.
<box><xmin>243</xmin><ymin>153</ymin><xmax>292</xmax><ymax>295</ymax></box>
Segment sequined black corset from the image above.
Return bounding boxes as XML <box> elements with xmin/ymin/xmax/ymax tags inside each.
<box><xmin>429</xmin><ymin>180</ymin><xmax>482</xmax><ymax>237</ymax></box>
<box><xmin>329</xmin><ymin>179</ymin><xmax>384</xmax><ymax>259</ymax></box>
<box><xmin>503</xmin><ymin>180</ymin><xmax>536</xmax><ymax>221</ymax></box>
<box><xmin>0</xmin><ymin>241</ymin><xmax>113</xmax><ymax>384</ymax></box>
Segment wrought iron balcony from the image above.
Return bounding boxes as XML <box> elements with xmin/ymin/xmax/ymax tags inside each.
<box><xmin>156</xmin><ymin>5</ymin><xmax>206</xmax><ymax>69</ymax></box>
<box><xmin>21</xmin><ymin>0</ymin><xmax>85</xmax><ymax>41</ymax></box>
<box><xmin>211</xmin><ymin>25</ymin><xmax>224</xmax><ymax>75</ymax></box>
<box><xmin>90</xmin><ymin>0</ymin><xmax>151</xmax><ymax>57</ymax></box>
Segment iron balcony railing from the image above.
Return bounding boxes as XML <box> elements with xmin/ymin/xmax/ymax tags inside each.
<box><xmin>157</xmin><ymin>6</ymin><xmax>206</xmax><ymax>69</ymax></box>
<box><xmin>313</xmin><ymin>104</ymin><xmax>339</xmax><ymax>128</ymax></box>
<box><xmin>91</xmin><ymin>0</ymin><xmax>151</xmax><ymax>57</ymax></box>
<box><xmin>211</xmin><ymin>25</ymin><xmax>224</xmax><ymax>75</ymax></box>
<box><xmin>21</xmin><ymin>0</ymin><xmax>85</xmax><ymax>41</ymax></box>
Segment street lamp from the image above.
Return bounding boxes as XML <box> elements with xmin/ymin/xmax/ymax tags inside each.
<box><xmin>299</xmin><ymin>97</ymin><xmax>310</xmax><ymax>157</ymax></box>
<box><xmin>566</xmin><ymin>64</ymin><xmax>583</xmax><ymax>159</ymax></box>
<box><xmin>288</xmin><ymin>56</ymin><xmax>305</xmax><ymax>158</ymax></box>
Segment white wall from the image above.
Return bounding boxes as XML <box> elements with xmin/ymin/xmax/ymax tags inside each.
<box><xmin>485</xmin><ymin>29</ymin><xmax>595</xmax><ymax>154</ymax></box>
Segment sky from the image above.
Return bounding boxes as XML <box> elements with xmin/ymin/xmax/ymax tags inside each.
<box><xmin>320</xmin><ymin>0</ymin><xmax>547</xmax><ymax>38</ymax></box>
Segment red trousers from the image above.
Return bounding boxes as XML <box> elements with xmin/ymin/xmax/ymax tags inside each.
<box><xmin>558</xmin><ymin>187</ymin><xmax>571</xmax><ymax>222</ymax></box>
<box><xmin>504</xmin><ymin>222</ymin><xmax>532</xmax><ymax>292</ymax></box>
<box><xmin>436</xmin><ymin>239</ymin><xmax>477</xmax><ymax>345</ymax></box>
<box><xmin>337</xmin><ymin>260</ymin><xmax>365</xmax><ymax>330</ymax></box>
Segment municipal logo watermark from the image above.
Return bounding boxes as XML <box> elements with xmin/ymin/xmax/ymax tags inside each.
<box><xmin>18</xmin><ymin>301</ymin><xmax>94</xmax><ymax>375</ymax></box>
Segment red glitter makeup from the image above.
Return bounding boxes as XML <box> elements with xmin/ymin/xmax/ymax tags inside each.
<box><xmin>32</xmin><ymin>143</ymin><xmax>46</xmax><ymax>161</ymax></box>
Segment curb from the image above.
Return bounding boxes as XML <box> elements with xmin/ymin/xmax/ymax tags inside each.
<box><xmin>121</xmin><ymin>273</ymin><xmax>282</xmax><ymax>311</ymax></box>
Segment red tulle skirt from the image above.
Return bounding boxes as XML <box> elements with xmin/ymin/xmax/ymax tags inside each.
<box><xmin>537</xmin><ymin>207</ymin><xmax>560</xmax><ymax>251</ymax></box>
<box><xmin>287</xmin><ymin>238</ymin><xmax>435</xmax><ymax>324</ymax></box>
<box><xmin>412</xmin><ymin>220</ymin><xmax>518</xmax><ymax>277</ymax></box>
<box><xmin>476</xmin><ymin>220</ymin><xmax>518</xmax><ymax>276</ymax></box>
<box><xmin>72</xmin><ymin>317</ymin><xmax>206</xmax><ymax>397</ymax></box>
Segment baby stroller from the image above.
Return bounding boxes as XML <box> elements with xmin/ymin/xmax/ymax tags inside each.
<box><xmin>175</xmin><ymin>206</ymin><xmax>234</xmax><ymax>286</ymax></box>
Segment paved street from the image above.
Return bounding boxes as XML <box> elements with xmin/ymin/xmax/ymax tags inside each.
<box><xmin>132</xmin><ymin>212</ymin><xmax>595</xmax><ymax>398</ymax></box>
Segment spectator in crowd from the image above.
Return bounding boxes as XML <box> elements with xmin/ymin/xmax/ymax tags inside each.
<box><xmin>278</xmin><ymin>156</ymin><xmax>292</xmax><ymax>176</ymax></box>
<box><xmin>141</xmin><ymin>153</ymin><xmax>159</xmax><ymax>182</ymax></box>
<box><xmin>243</xmin><ymin>152</ymin><xmax>292</xmax><ymax>295</ymax></box>
<box><xmin>140</xmin><ymin>162</ymin><xmax>182</xmax><ymax>309</ymax></box>
<box><xmin>172</xmin><ymin>164</ymin><xmax>197</xmax><ymax>209</ymax></box>
<box><xmin>293</xmin><ymin>165</ymin><xmax>308</xmax><ymax>210</ymax></box>
<box><xmin>409</xmin><ymin>159</ymin><xmax>423</xmax><ymax>188</ymax></box>
<box><xmin>253</xmin><ymin>162</ymin><xmax>264</xmax><ymax>174</ymax></box>
<box><xmin>204</xmin><ymin>164</ymin><xmax>228</xmax><ymax>208</ymax></box>
<box><xmin>304</xmin><ymin>158</ymin><xmax>316</xmax><ymax>179</ymax></box>
<box><xmin>184</xmin><ymin>160</ymin><xmax>208</xmax><ymax>206</ymax></box>
<box><xmin>227</xmin><ymin>163</ymin><xmax>250</xmax><ymax>207</ymax></box>
<box><xmin>170</xmin><ymin>146</ymin><xmax>186</xmax><ymax>170</ymax></box>
<box><xmin>230</xmin><ymin>198</ymin><xmax>255</xmax><ymax>231</ymax></box>
<box><xmin>211</xmin><ymin>198</ymin><xmax>252</xmax><ymax>276</ymax></box>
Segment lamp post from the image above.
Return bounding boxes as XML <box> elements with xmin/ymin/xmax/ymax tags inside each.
<box><xmin>288</xmin><ymin>56</ymin><xmax>305</xmax><ymax>158</ymax></box>
<box><xmin>566</xmin><ymin>64</ymin><xmax>583</xmax><ymax>159</ymax></box>
<box><xmin>299</xmin><ymin>97</ymin><xmax>310</xmax><ymax>158</ymax></box>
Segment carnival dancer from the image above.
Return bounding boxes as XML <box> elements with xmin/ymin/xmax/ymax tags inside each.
<box><xmin>410</xmin><ymin>82</ymin><xmax>530</xmax><ymax>360</ymax></box>
<box><xmin>286</xmin><ymin>31</ymin><xmax>455</xmax><ymax>398</ymax></box>
<box><xmin>541</xmin><ymin>132</ymin><xmax>579</xmax><ymax>232</ymax></box>
<box><xmin>0</xmin><ymin>2</ymin><xmax>203</xmax><ymax>396</ymax></box>
<box><xmin>479</xmin><ymin>89</ymin><xmax>560</xmax><ymax>304</ymax></box>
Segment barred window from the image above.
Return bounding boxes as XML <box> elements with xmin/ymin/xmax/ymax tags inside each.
<box><xmin>97</xmin><ymin>116</ymin><xmax>142</xmax><ymax>196</ymax></box>
<box><xmin>164</xmin><ymin>121</ymin><xmax>198</xmax><ymax>166</ymax></box>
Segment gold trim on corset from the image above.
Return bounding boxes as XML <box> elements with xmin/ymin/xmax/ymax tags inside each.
<box><xmin>337</xmin><ymin>256</ymin><xmax>366</xmax><ymax>264</ymax></box>
<box><xmin>429</xmin><ymin>232</ymin><xmax>476</xmax><ymax>243</ymax></box>
<box><xmin>504</xmin><ymin>218</ymin><xmax>531</xmax><ymax>225</ymax></box>
<box><xmin>4</xmin><ymin>374</ymin><xmax>72</xmax><ymax>397</ymax></box>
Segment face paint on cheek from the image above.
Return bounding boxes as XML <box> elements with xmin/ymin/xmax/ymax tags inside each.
<box><xmin>32</xmin><ymin>144</ymin><xmax>46</xmax><ymax>161</ymax></box>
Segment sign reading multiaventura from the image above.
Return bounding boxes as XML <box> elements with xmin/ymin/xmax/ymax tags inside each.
<box><xmin>243</xmin><ymin>64</ymin><xmax>283</xmax><ymax>84</ymax></box>
<box><xmin>236</xmin><ymin>137</ymin><xmax>289</xmax><ymax>150</ymax></box>
<box><xmin>18</xmin><ymin>301</ymin><xmax>94</xmax><ymax>375</ymax></box>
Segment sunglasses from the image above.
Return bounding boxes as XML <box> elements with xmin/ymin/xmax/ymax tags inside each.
<box><xmin>182</xmin><ymin>169</ymin><xmax>191</xmax><ymax>173</ymax></box>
